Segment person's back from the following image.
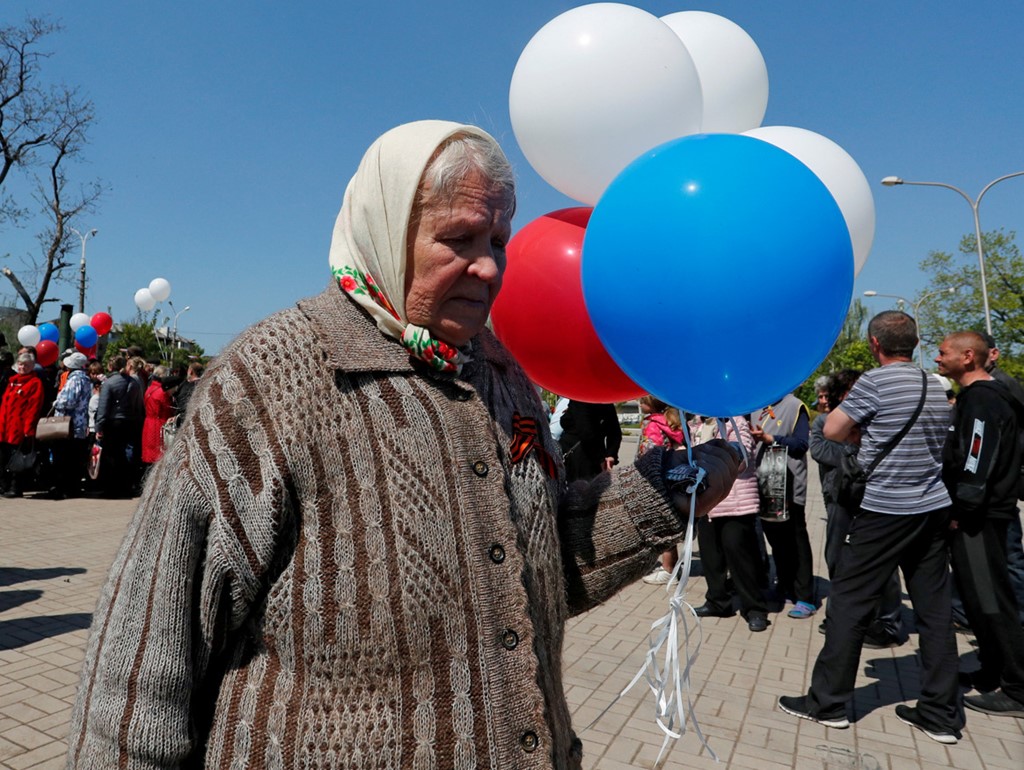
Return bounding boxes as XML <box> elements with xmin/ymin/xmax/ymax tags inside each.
<box><xmin>841</xmin><ymin>362</ymin><xmax>951</xmax><ymax>514</ymax></box>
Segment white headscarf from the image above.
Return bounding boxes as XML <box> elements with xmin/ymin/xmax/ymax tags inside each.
<box><xmin>328</xmin><ymin>120</ymin><xmax>506</xmax><ymax>374</ymax></box>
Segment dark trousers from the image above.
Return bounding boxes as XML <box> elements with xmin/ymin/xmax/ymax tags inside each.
<box><xmin>825</xmin><ymin>501</ymin><xmax>904</xmax><ymax>638</ymax></box>
<box><xmin>99</xmin><ymin>422</ymin><xmax>134</xmax><ymax>498</ymax></box>
<box><xmin>1007</xmin><ymin>514</ymin><xmax>1024</xmax><ymax>625</ymax></box>
<box><xmin>762</xmin><ymin>502</ymin><xmax>815</xmax><ymax>604</ymax></box>
<box><xmin>950</xmin><ymin>518</ymin><xmax>1024</xmax><ymax>702</ymax></box>
<box><xmin>808</xmin><ymin>508</ymin><xmax>963</xmax><ymax>730</ymax></box>
<box><xmin>53</xmin><ymin>437</ymin><xmax>89</xmax><ymax>496</ymax></box>
<box><xmin>697</xmin><ymin>514</ymin><xmax>766</xmax><ymax>616</ymax></box>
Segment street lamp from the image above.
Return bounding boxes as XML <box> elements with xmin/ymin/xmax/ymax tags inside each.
<box><xmin>880</xmin><ymin>172</ymin><xmax>1024</xmax><ymax>336</ymax></box>
<box><xmin>69</xmin><ymin>227</ymin><xmax>98</xmax><ymax>313</ymax></box>
<box><xmin>169</xmin><ymin>302</ymin><xmax>191</xmax><ymax>352</ymax></box>
<box><xmin>863</xmin><ymin>286</ymin><xmax>958</xmax><ymax>368</ymax></box>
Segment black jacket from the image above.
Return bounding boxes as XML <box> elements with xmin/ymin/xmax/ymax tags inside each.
<box><xmin>943</xmin><ymin>379</ymin><xmax>1023</xmax><ymax>528</ymax></box>
<box><xmin>95</xmin><ymin>372</ymin><xmax>143</xmax><ymax>433</ymax></box>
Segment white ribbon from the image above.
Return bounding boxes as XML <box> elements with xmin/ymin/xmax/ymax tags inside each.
<box><xmin>584</xmin><ymin>424</ymin><xmax>724</xmax><ymax>765</ymax></box>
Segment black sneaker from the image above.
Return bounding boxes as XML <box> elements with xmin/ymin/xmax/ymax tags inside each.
<box><xmin>894</xmin><ymin>704</ymin><xmax>960</xmax><ymax>744</ymax></box>
<box><xmin>778</xmin><ymin>695</ymin><xmax>850</xmax><ymax>728</ymax></box>
<box><xmin>746</xmin><ymin>611</ymin><xmax>769</xmax><ymax>632</ymax></box>
<box><xmin>964</xmin><ymin>689</ymin><xmax>1024</xmax><ymax>718</ymax></box>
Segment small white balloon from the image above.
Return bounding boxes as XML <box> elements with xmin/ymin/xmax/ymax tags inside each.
<box><xmin>510</xmin><ymin>3</ymin><xmax>702</xmax><ymax>204</ymax></box>
<box><xmin>70</xmin><ymin>312</ymin><xmax>92</xmax><ymax>331</ymax></box>
<box><xmin>17</xmin><ymin>325</ymin><xmax>41</xmax><ymax>347</ymax></box>
<box><xmin>149</xmin><ymin>277</ymin><xmax>171</xmax><ymax>302</ymax></box>
<box><xmin>661</xmin><ymin>11</ymin><xmax>769</xmax><ymax>134</ymax></box>
<box><xmin>744</xmin><ymin>126</ymin><xmax>876</xmax><ymax>275</ymax></box>
<box><xmin>135</xmin><ymin>287</ymin><xmax>156</xmax><ymax>311</ymax></box>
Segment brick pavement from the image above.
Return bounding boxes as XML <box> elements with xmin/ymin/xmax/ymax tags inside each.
<box><xmin>1</xmin><ymin>439</ymin><xmax>1022</xmax><ymax>769</ymax></box>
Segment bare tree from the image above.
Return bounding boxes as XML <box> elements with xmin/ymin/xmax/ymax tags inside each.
<box><xmin>0</xmin><ymin>17</ymin><xmax>103</xmax><ymax>323</ymax></box>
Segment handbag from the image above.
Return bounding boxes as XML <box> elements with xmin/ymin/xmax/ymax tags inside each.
<box><xmin>36</xmin><ymin>412</ymin><xmax>72</xmax><ymax>443</ymax></box>
<box><xmin>835</xmin><ymin>370</ymin><xmax>929</xmax><ymax>510</ymax></box>
<box><xmin>6</xmin><ymin>442</ymin><xmax>38</xmax><ymax>474</ymax></box>
<box><xmin>87</xmin><ymin>443</ymin><xmax>102</xmax><ymax>480</ymax></box>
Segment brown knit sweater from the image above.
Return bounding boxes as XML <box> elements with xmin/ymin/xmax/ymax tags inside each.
<box><xmin>67</xmin><ymin>285</ymin><xmax>687</xmax><ymax>769</ymax></box>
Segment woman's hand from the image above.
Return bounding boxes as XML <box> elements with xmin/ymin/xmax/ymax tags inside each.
<box><xmin>664</xmin><ymin>439</ymin><xmax>742</xmax><ymax>518</ymax></box>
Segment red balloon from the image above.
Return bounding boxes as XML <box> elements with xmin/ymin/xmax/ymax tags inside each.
<box><xmin>75</xmin><ymin>341</ymin><xmax>98</xmax><ymax>358</ymax></box>
<box><xmin>36</xmin><ymin>339</ymin><xmax>58</xmax><ymax>367</ymax></box>
<box><xmin>491</xmin><ymin>208</ymin><xmax>643</xmax><ymax>403</ymax></box>
<box><xmin>91</xmin><ymin>311</ymin><xmax>113</xmax><ymax>336</ymax></box>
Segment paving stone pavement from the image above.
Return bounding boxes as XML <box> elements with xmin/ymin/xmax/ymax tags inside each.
<box><xmin>1</xmin><ymin>439</ymin><xmax>1022</xmax><ymax>769</ymax></box>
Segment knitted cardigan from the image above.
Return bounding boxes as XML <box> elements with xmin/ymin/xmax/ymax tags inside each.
<box><xmin>68</xmin><ymin>285</ymin><xmax>687</xmax><ymax>770</ymax></box>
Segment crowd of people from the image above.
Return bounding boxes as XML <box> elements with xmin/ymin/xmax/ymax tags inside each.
<box><xmin>0</xmin><ymin>341</ymin><xmax>204</xmax><ymax>499</ymax></box>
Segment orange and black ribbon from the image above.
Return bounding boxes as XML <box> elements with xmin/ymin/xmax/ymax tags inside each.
<box><xmin>510</xmin><ymin>412</ymin><xmax>558</xmax><ymax>479</ymax></box>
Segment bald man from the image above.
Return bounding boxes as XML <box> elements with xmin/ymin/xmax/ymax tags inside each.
<box><xmin>937</xmin><ymin>331</ymin><xmax>1024</xmax><ymax>718</ymax></box>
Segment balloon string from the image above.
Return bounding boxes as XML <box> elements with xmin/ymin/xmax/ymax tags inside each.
<box><xmin>582</xmin><ymin>422</ymin><xmax>717</xmax><ymax>765</ymax></box>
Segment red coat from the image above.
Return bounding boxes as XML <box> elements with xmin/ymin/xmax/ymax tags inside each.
<box><xmin>142</xmin><ymin>381</ymin><xmax>175</xmax><ymax>464</ymax></box>
<box><xmin>0</xmin><ymin>372</ymin><xmax>44</xmax><ymax>444</ymax></box>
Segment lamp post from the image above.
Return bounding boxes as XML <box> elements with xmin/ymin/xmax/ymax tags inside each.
<box><xmin>69</xmin><ymin>227</ymin><xmax>98</xmax><ymax>313</ymax></box>
<box><xmin>880</xmin><ymin>172</ymin><xmax>1024</xmax><ymax>336</ymax></box>
<box><xmin>863</xmin><ymin>286</ymin><xmax>958</xmax><ymax>368</ymax></box>
<box><xmin>169</xmin><ymin>302</ymin><xmax>191</xmax><ymax>352</ymax></box>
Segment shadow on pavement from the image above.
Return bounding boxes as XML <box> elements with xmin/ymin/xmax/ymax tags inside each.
<box><xmin>0</xmin><ymin>613</ymin><xmax>93</xmax><ymax>650</ymax></box>
<box><xmin>0</xmin><ymin>589</ymin><xmax>45</xmax><ymax>613</ymax></box>
<box><xmin>0</xmin><ymin>566</ymin><xmax>87</xmax><ymax>587</ymax></box>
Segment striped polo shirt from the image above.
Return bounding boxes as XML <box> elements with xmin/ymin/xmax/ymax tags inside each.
<box><xmin>838</xmin><ymin>362</ymin><xmax>952</xmax><ymax>514</ymax></box>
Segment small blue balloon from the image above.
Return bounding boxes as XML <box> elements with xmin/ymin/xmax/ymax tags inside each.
<box><xmin>38</xmin><ymin>322</ymin><xmax>60</xmax><ymax>343</ymax></box>
<box><xmin>582</xmin><ymin>133</ymin><xmax>854</xmax><ymax>417</ymax></box>
<box><xmin>75</xmin><ymin>324</ymin><xmax>98</xmax><ymax>348</ymax></box>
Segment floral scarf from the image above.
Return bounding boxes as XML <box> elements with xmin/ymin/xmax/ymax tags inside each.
<box><xmin>328</xmin><ymin>120</ymin><xmax>504</xmax><ymax>375</ymax></box>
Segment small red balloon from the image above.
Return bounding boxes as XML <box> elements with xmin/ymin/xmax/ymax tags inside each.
<box><xmin>36</xmin><ymin>339</ymin><xmax>58</xmax><ymax>367</ymax></box>
<box><xmin>491</xmin><ymin>208</ymin><xmax>643</xmax><ymax>403</ymax></box>
<box><xmin>75</xmin><ymin>341</ymin><xmax>98</xmax><ymax>358</ymax></box>
<box><xmin>91</xmin><ymin>311</ymin><xmax>113</xmax><ymax>336</ymax></box>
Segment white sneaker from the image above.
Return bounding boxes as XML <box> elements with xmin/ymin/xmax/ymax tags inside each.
<box><xmin>642</xmin><ymin>567</ymin><xmax>675</xmax><ymax>585</ymax></box>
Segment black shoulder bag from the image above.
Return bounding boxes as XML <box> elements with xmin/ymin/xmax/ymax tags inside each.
<box><xmin>835</xmin><ymin>370</ymin><xmax>928</xmax><ymax>511</ymax></box>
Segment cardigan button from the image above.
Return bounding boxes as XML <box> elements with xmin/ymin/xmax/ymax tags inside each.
<box><xmin>488</xmin><ymin>544</ymin><xmax>505</xmax><ymax>564</ymax></box>
<box><xmin>472</xmin><ymin>460</ymin><xmax>489</xmax><ymax>477</ymax></box>
<box><xmin>519</xmin><ymin>731</ymin><xmax>538</xmax><ymax>753</ymax></box>
<box><xmin>501</xmin><ymin>629</ymin><xmax>519</xmax><ymax>650</ymax></box>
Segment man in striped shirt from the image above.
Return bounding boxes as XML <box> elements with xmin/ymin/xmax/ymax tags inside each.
<box><xmin>779</xmin><ymin>310</ymin><xmax>963</xmax><ymax>744</ymax></box>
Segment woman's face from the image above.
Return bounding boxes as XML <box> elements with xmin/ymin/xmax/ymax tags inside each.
<box><xmin>15</xmin><ymin>359</ymin><xmax>33</xmax><ymax>375</ymax></box>
<box><xmin>404</xmin><ymin>170</ymin><xmax>512</xmax><ymax>347</ymax></box>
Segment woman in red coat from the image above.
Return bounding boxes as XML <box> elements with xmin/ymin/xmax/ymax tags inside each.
<box><xmin>0</xmin><ymin>351</ymin><xmax>44</xmax><ymax>498</ymax></box>
<box><xmin>141</xmin><ymin>365</ymin><xmax>176</xmax><ymax>469</ymax></box>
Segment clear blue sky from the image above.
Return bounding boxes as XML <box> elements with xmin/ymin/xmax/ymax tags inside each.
<box><xmin>3</xmin><ymin>1</ymin><xmax>1023</xmax><ymax>356</ymax></box>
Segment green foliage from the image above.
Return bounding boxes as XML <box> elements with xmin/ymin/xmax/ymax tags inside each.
<box><xmin>795</xmin><ymin>299</ymin><xmax>876</xmax><ymax>408</ymax></box>
<box><xmin>915</xmin><ymin>229</ymin><xmax>1024</xmax><ymax>380</ymax></box>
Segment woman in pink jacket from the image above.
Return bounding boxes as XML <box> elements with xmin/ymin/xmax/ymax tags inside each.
<box><xmin>690</xmin><ymin>415</ymin><xmax>769</xmax><ymax>631</ymax></box>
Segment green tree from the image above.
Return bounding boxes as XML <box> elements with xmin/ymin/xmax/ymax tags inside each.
<box><xmin>795</xmin><ymin>299</ymin><xmax>876</xmax><ymax>408</ymax></box>
<box><xmin>916</xmin><ymin>229</ymin><xmax>1023</xmax><ymax>378</ymax></box>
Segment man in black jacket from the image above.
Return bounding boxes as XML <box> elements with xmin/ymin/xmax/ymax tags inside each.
<box><xmin>95</xmin><ymin>355</ymin><xmax>143</xmax><ymax>498</ymax></box>
<box><xmin>937</xmin><ymin>331</ymin><xmax>1024</xmax><ymax>718</ymax></box>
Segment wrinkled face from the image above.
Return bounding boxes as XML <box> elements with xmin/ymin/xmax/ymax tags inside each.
<box><xmin>935</xmin><ymin>340</ymin><xmax>967</xmax><ymax>379</ymax></box>
<box><xmin>816</xmin><ymin>391</ymin><xmax>828</xmax><ymax>412</ymax></box>
<box><xmin>15</xmin><ymin>358</ymin><xmax>33</xmax><ymax>375</ymax></box>
<box><xmin>404</xmin><ymin>170</ymin><xmax>512</xmax><ymax>347</ymax></box>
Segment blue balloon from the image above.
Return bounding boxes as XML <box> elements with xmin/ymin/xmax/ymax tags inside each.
<box><xmin>582</xmin><ymin>133</ymin><xmax>853</xmax><ymax>417</ymax></box>
<box><xmin>75</xmin><ymin>324</ymin><xmax>98</xmax><ymax>348</ymax></box>
<box><xmin>37</xmin><ymin>322</ymin><xmax>59</xmax><ymax>343</ymax></box>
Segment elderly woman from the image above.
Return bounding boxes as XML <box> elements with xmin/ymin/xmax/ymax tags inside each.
<box><xmin>68</xmin><ymin>121</ymin><xmax>738</xmax><ymax>769</ymax></box>
<box><xmin>0</xmin><ymin>351</ymin><xmax>44</xmax><ymax>498</ymax></box>
<box><xmin>141</xmin><ymin>364</ymin><xmax>176</xmax><ymax>470</ymax></box>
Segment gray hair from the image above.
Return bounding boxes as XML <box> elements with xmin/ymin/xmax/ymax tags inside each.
<box><xmin>16</xmin><ymin>352</ymin><xmax>36</xmax><ymax>365</ymax></box>
<box><xmin>419</xmin><ymin>133</ymin><xmax>516</xmax><ymax>213</ymax></box>
<box><xmin>814</xmin><ymin>376</ymin><xmax>829</xmax><ymax>392</ymax></box>
<box><xmin>152</xmin><ymin>365</ymin><xmax>170</xmax><ymax>381</ymax></box>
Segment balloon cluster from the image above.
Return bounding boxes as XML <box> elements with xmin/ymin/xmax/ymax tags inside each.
<box><xmin>17</xmin><ymin>311</ymin><xmax>113</xmax><ymax>366</ymax></box>
<box><xmin>134</xmin><ymin>277</ymin><xmax>171</xmax><ymax>311</ymax></box>
<box><xmin>497</xmin><ymin>5</ymin><xmax>870</xmax><ymax>415</ymax></box>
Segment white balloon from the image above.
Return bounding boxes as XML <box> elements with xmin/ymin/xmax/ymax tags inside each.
<box><xmin>70</xmin><ymin>312</ymin><xmax>92</xmax><ymax>331</ymax></box>
<box><xmin>744</xmin><ymin>126</ymin><xmax>875</xmax><ymax>275</ymax></box>
<box><xmin>17</xmin><ymin>325</ymin><xmax>41</xmax><ymax>347</ymax></box>
<box><xmin>149</xmin><ymin>277</ymin><xmax>171</xmax><ymax>302</ymax></box>
<box><xmin>135</xmin><ymin>287</ymin><xmax>156</xmax><ymax>311</ymax></box>
<box><xmin>510</xmin><ymin>3</ymin><xmax>702</xmax><ymax>204</ymax></box>
<box><xmin>661</xmin><ymin>11</ymin><xmax>769</xmax><ymax>134</ymax></box>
